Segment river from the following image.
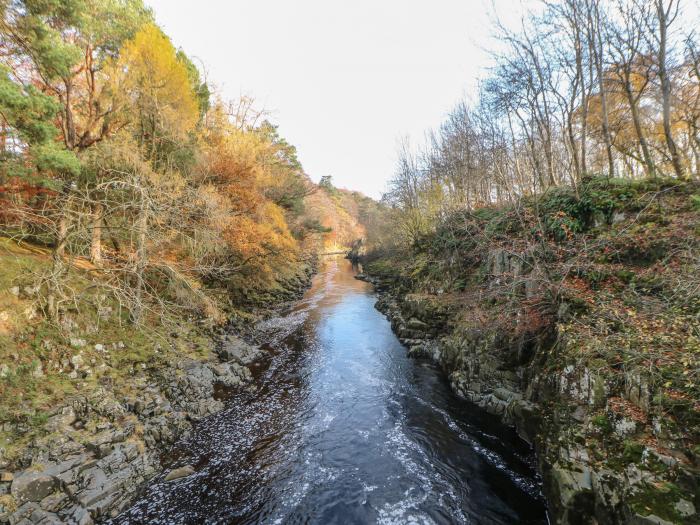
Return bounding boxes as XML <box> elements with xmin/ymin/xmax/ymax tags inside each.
<box><xmin>113</xmin><ymin>257</ymin><xmax>547</xmax><ymax>524</ymax></box>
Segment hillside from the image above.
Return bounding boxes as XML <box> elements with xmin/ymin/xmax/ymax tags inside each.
<box><xmin>0</xmin><ymin>2</ymin><xmax>380</xmax><ymax>521</ymax></box>
<box><xmin>301</xmin><ymin>176</ymin><xmax>383</xmax><ymax>253</ymax></box>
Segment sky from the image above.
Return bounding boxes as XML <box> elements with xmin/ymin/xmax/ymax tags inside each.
<box><xmin>142</xmin><ymin>0</ymin><xmax>537</xmax><ymax>198</ymax></box>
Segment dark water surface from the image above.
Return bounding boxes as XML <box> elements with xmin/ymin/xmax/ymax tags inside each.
<box><xmin>114</xmin><ymin>257</ymin><xmax>547</xmax><ymax>524</ymax></box>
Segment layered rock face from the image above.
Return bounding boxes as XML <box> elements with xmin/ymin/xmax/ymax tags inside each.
<box><xmin>1</xmin><ymin>335</ymin><xmax>261</xmax><ymax>525</ymax></box>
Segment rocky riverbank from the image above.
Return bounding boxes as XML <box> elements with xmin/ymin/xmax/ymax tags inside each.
<box><xmin>360</xmin><ymin>271</ymin><xmax>697</xmax><ymax>525</ymax></box>
<box><xmin>357</xmin><ymin>178</ymin><xmax>700</xmax><ymax>525</ymax></box>
<box><xmin>0</xmin><ymin>263</ymin><xmax>315</xmax><ymax>525</ymax></box>
<box><xmin>2</xmin><ymin>336</ymin><xmax>257</xmax><ymax>525</ymax></box>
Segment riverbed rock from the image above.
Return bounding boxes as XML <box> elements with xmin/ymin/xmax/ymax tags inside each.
<box><xmin>2</xmin><ymin>271</ymin><xmax>312</xmax><ymax>525</ymax></box>
<box><xmin>630</xmin><ymin>514</ymin><xmax>675</xmax><ymax>525</ymax></box>
<box><xmin>164</xmin><ymin>465</ymin><xmax>195</xmax><ymax>482</ymax></box>
<box><xmin>219</xmin><ymin>335</ymin><xmax>262</xmax><ymax>365</ymax></box>
<box><xmin>674</xmin><ymin>498</ymin><xmax>695</xmax><ymax>518</ymax></box>
<box><xmin>45</xmin><ymin>406</ymin><xmax>77</xmax><ymax>432</ymax></box>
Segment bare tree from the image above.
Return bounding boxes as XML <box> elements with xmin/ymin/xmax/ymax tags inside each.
<box><xmin>586</xmin><ymin>0</ymin><xmax>616</xmax><ymax>177</ymax></box>
<box><xmin>607</xmin><ymin>0</ymin><xmax>657</xmax><ymax>177</ymax></box>
<box><xmin>650</xmin><ymin>0</ymin><xmax>685</xmax><ymax>178</ymax></box>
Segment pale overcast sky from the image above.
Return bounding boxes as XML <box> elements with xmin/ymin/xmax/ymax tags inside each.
<box><xmin>144</xmin><ymin>1</ymin><xmax>606</xmax><ymax>198</ymax></box>
<box><xmin>144</xmin><ymin>0</ymin><xmax>533</xmax><ymax>198</ymax></box>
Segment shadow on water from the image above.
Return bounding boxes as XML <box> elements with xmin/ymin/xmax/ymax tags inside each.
<box><xmin>112</xmin><ymin>257</ymin><xmax>547</xmax><ymax>525</ymax></box>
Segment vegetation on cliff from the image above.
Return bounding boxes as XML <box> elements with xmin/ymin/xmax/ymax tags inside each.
<box><xmin>366</xmin><ymin>176</ymin><xmax>699</xmax><ymax>523</ymax></box>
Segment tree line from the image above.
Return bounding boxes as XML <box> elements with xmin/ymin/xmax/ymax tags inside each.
<box><xmin>385</xmin><ymin>0</ymin><xmax>699</xmax><ymax>243</ymax></box>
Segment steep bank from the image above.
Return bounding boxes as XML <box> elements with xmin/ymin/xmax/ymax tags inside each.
<box><xmin>0</xmin><ymin>240</ymin><xmax>314</xmax><ymax>524</ymax></box>
<box><xmin>361</xmin><ymin>177</ymin><xmax>700</xmax><ymax>524</ymax></box>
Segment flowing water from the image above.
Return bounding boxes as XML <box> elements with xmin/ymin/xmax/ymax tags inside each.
<box><xmin>114</xmin><ymin>257</ymin><xmax>547</xmax><ymax>524</ymax></box>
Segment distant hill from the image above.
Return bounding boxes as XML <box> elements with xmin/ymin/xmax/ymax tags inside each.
<box><xmin>300</xmin><ymin>176</ymin><xmax>382</xmax><ymax>253</ymax></box>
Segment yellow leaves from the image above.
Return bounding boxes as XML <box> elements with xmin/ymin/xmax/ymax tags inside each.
<box><xmin>108</xmin><ymin>23</ymin><xmax>199</xmax><ymax>140</ymax></box>
<box><xmin>200</xmin><ymin>102</ymin><xmax>267</xmax><ymax>189</ymax></box>
<box><xmin>222</xmin><ymin>201</ymin><xmax>298</xmax><ymax>275</ymax></box>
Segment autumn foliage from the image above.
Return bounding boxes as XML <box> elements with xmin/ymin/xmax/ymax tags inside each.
<box><xmin>0</xmin><ymin>0</ymin><xmax>366</xmax><ymax>318</ymax></box>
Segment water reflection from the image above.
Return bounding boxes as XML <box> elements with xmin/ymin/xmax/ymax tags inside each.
<box><xmin>113</xmin><ymin>257</ymin><xmax>546</xmax><ymax>524</ymax></box>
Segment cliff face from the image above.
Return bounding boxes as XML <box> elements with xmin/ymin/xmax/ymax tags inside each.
<box><xmin>362</xmin><ymin>178</ymin><xmax>700</xmax><ymax>525</ymax></box>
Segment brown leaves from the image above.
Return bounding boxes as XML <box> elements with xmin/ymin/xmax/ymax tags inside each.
<box><xmin>609</xmin><ymin>396</ymin><xmax>648</xmax><ymax>423</ymax></box>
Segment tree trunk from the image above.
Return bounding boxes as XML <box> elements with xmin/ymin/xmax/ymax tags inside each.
<box><xmin>48</xmin><ymin>205</ymin><xmax>69</xmax><ymax>320</ymax></box>
<box><xmin>131</xmin><ymin>190</ymin><xmax>148</xmax><ymax>325</ymax></box>
<box><xmin>596</xmin><ymin>60</ymin><xmax>615</xmax><ymax>178</ymax></box>
<box><xmin>63</xmin><ymin>79</ymin><xmax>77</xmax><ymax>150</ymax></box>
<box><xmin>589</xmin><ymin>4</ymin><xmax>615</xmax><ymax>177</ymax></box>
<box><xmin>1</xmin><ymin>121</ymin><xmax>6</xmax><ymax>154</ymax></box>
<box><xmin>90</xmin><ymin>202</ymin><xmax>103</xmax><ymax>265</ymax></box>
<box><xmin>56</xmin><ymin>213</ymin><xmax>68</xmax><ymax>257</ymax></box>
<box><xmin>624</xmin><ymin>79</ymin><xmax>656</xmax><ymax>178</ymax></box>
<box><xmin>656</xmin><ymin>1</ymin><xmax>684</xmax><ymax>178</ymax></box>
<box><xmin>579</xmin><ymin>39</ymin><xmax>590</xmax><ymax>176</ymax></box>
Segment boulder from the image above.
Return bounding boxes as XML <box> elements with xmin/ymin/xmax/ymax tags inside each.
<box><xmin>219</xmin><ymin>335</ymin><xmax>262</xmax><ymax>365</ymax></box>
<box><xmin>406</xmin><ymin>317</ymin><xmax>429</xmax><ymax>331</ymax></box>
<box><xmin>68</xmin><ymin>505</ymin><xmax>94</xmax><ymax>525</ymax></box>
<box><xmin>547</xmin><ymin>462</ymin><xmax>594</xmax><ymax>522</ymax></box>
<box><xmin>10</xmin><ymin>471</ymin><xmax>58</xmax><ymax>503</ymax></box>
<box><xmin>674</xmin><ymin>498</ymin><xmax>695</xmax><ymax>518</ymax></box>
<box><xmin>45</xmin><ymin>406</ymin><xmax>77</xmax><ymax>432</ymax></box>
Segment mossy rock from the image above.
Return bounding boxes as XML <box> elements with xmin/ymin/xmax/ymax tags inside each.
<box><xmin>628</xmin><ymin>482</ymin><xmax>697</xmax><ymax>524</ymax></box>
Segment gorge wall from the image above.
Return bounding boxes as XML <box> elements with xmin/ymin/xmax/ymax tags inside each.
<box><xmin>360</xmin><ymin>177</ymin><xmax>700</xmax><ymax>525</ymax></box>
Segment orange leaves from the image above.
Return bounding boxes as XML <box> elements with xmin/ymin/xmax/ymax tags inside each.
<box><xmin>194</xmin><ymin>100</ymin><xmax>303</xmax><ymax>284</ymax></box>
<box><xmin>563</xmin><ymin>275</ymin><xmax>597</xmax><ymax>305</ymax></box>
<box><xmin>302</xmin><ymin>186</ymin><xmax>367</xmax><ymax>251</ymax></box>
<box><xmin>221</xmin><ymin>201</ymin><xmax>298</xmax><ymax>280</ymax></box>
